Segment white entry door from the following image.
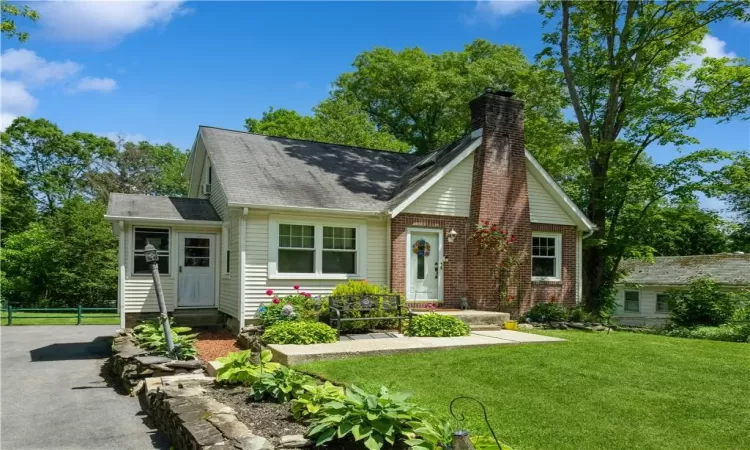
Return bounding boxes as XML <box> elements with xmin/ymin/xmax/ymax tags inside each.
<box><xmin>407</xmin><ymin>229</ymin><xmax>442</xmax><ymax>301</ymax></box>
<box><xmin>178</xmin><ymin>233</ymin><xmax>216</xmax><ymax>307</ymax></box>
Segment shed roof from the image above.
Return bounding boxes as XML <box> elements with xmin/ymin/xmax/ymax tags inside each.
<box><xmin>620</xmin><ymin>254</ymin><xmax>750</xmax><ymax>286</ymax></box>
<box><xmin>106</xmin><ymin>193</ymin><xmax>221</xmax><ymax>222</ymax></box>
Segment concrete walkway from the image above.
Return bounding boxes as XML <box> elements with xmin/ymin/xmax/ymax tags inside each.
<box><xmin>1</xmin><ymin>326</ymin><xmax>168</xmax><ymax>450</ymax></box>
<box><xmin>270</xmin><ymin>330</ymin><xmax>564</xmax><ymax>365</ymax></box>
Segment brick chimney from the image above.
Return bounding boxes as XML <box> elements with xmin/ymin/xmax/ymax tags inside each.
<box><xmin>467</xmin><ymin>89</ymin><xmax>532</xmax><ymax>311</ymax></box>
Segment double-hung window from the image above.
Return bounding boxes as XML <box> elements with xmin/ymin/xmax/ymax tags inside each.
<box><xmin>531</xmin><ymin>233</ymin><xmax>561</xmax><ymax>281</ymax></box>
<box><xmin>624</xmin><ymin>291</ymin><xmax>640</xmax><ymax>312</ymax></box>
<box><xmin>133</xmin><ymin>227</ymin><xmax>170</xmax><ymax>275</ymax></box>
<box><xmin>270</xmin><ymin>217</ymin><xmax>365</xmax><ymax>279</ymax></box>
<box><xmin>656</xmin><ymin>293</ymin><xmax>670</xmax><ymax>313</ymax></box>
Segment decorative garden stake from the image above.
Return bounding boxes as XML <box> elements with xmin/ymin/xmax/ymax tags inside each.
<box><xmin>449</xmin><ymin>396</ymin><xmax>502</xmax><ymax>450</ymax></box>
<box><xmin>452</xmin><ymin>430</ymin><xmax>475</xmax><ymax>450</ymax></box>
<box><xmin>144</xmin><ymin>243</ymin><xmax>175</xmax><ymax>357</ymax></box>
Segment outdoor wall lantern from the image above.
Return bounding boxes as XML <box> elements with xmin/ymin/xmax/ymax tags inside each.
<box><xmin>144</xmin><ymin>242</ymin><xmax>159</xmax><ymax>263</ymax></box>
<box><xmin>447</xmin><ymin>228</ymin><xmax>458</xmax><ymax>243</ymax></box>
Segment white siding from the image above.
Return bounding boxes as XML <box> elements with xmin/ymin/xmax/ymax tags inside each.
<box><xmin>122</xmin><ymin>223</ymin><xmax>221</xmax><ymax>313</ymax></box>
<box><xmin>527</xmin><ymin>166</ymin><xmax>575</xmax><ymax>225</ymax></box>
<box><xmin>218</xmin><ymin>211</ymin><xmax>240</xmax><ymax>319</ymax></box>
<box><xmin>403</xmin><ymin>154</ymin><xmax>473</xmax><ymax>217</ymax></box>
<box><xmin>194</xmin><ymin>138</ymin><xmax>229</xmax><ymax>221</ymax></box>
<box><xmin>243</xmin><ymin>211</ymin><xmax>388</xmax><ymax>319</ymax></box>
<box><xmin>613</xmin><ymin>287</ymin><xmax>671</xmax><ymax>327</ymax></box>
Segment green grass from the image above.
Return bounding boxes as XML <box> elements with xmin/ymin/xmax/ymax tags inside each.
<box><xmin>0</xmin><ymin>311</ymin><xmax>119</xmax><ymax>326</ymax></box>
<box><xmin>298</xmin><ymin>331</ymin><xmax>750</xmax><ymax>450</ymax></box>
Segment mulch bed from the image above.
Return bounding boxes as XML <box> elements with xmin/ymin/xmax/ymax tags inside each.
<box><xmin>206</xmin><ymin>385</ymin><xmax>308</xmax><ymax>444</ymax></box>
<box><xmin>195</xmin><ymin>328</ymin><xmax>241</xmax><ymax>362</ymax></box>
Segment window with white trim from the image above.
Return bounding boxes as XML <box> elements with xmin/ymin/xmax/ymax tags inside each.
<box><xmin>624</xmin><ymin>291</ymin><xmax>640</xmax><ymax>312</ymax></box>
<box><xmin>656</xmin><ymin>293</ymin><xmax>670</xmax><ymax>313</ymax></box>
<box><xmin>133</xmin><ymin>227</ymin><xmax>170</xmax><ymax>274</ymax></box>
<box><xmin>531</xmin><ymin>233</ymin><xmax>561</xmax><ymax>280</ymax></box>
<box><xmin>269</xmin><ymin>217</ymin><xmax>366</xmax><ymax>279</ymax></box>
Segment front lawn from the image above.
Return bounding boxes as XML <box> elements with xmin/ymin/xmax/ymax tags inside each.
<box><xmin>0</xmin><ymin>311</ymin><xmax>120</xmax><ymax>326</ymax></box>
<box><xmin>298</xmin><ymin>331</ymin><xmax>750</xmax><ymax>450</ymax></box>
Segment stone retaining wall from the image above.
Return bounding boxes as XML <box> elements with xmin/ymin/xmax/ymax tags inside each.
<box><xmin>143</xmin><ymin>375</ymin><xmax>310</xmax><ymax>449</ymax></box>
<box><xmin>111</xmin><ymin>329</ymin><xmax>204</xmax><ymax>393</ymax></box>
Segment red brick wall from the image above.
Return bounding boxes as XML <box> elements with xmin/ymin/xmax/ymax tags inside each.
<box><xmin>390</xmin><ymin>214</ymin><xmax>470</xmax><ymax>309</ymax></box>
<box><xmin>530</xmin><ymin>224</ymin><xmax>578</xmax><ymax>307</ymax></box>
<box><xmin>467</xmin><ymin>91</ymin><xmax>533</xmax><ymax>311</ymax></box>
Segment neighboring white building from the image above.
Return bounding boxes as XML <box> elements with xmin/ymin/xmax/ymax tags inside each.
<box><xmin>614</xmin><ymin>254</ymin><xmax>750</xmax><ymax>327</ymax></box>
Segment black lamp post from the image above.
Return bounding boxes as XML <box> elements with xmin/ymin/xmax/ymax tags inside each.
<box><xmin>144</xmin><ymin>242</ymin><xmax>175</xmax><ymax>357</ymax></box>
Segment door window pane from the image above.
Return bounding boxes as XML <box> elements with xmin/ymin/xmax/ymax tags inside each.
<box><xmin>278</xmin><ymin>249</ymin><xmax>315</xmax><ymax>273</ymax></box>
<box><xmin>417</xmin><ymin>254</ymin><xmax>425</xmax><ymax>279</ymax></box>
<box><xmin>185</xmin><ymin>257</ymin><xmax>210</xmax><ymax>267</ymax></box>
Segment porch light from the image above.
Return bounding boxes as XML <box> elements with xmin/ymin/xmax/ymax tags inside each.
<box><xmin>144</xmin><ymin>242</ymin><xmax>159</xmax><ymax>263</ymax></box>
<box><xmin>447</xmin><ymin>228</ymin><xmax>458</xmax><ymax>243</ymax></box>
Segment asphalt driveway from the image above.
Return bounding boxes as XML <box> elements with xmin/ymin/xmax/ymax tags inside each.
<box><xmin>1</xmin><ymin>326</ymin><xmax>169</xmax><ymax>449</ymax></box>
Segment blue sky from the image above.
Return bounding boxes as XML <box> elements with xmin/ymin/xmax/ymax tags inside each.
<box><xmin>2</xmin><ymin>1</ymin><xmax>748</xmax><ymax>209</ymax></box>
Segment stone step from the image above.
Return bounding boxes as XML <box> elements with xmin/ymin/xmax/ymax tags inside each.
<box><xmin>172</xmin><ymin>308</ymin><xmax>223</xmax><ymax>327</ymax></box>
<box><xmin>429</xmin><ymin>310</ymin><xmax>510</xmax><ymax>326</ymax></box>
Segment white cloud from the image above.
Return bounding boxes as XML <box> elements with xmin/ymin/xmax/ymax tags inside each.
<box><xmin>72</xmin><ymin>76</ymin><xmax>117</xmax><ymax>93</ymax></box>
<box><xmin>1</xmin><ymin>78</ymin><xmax>39</xmax><ymax>130</ymax></box>
<box><xmin>677</xmin><ymin>35</ymin><xmax>737</xmax><ymax>90</ymax></box>
<box><xmin>475</xmin><ymin>0</ymin><xmax>536</xmax><ymax>18</ymax></box>
<box><xmin>1</xmin><ymin>49</ymin><xmax>81</xmax><ymax>85</ymax></box>
<box><xmin>37</xmin><ymin>1</ymin><xmax>190</xmax><ymax>43</ymax></box>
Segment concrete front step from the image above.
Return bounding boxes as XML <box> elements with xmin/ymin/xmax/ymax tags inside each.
<box><xmin>469</xmin><ymin>324</ymin><xmax>505</xmax><ymax>331</ymax></box>
<box><xmin>172</xmin><ymin>308</ymin><xmax>223</xmax><ymax>327</ymax></box>
<box><xmin>428</xmin><ymin>310</ymin><xmax>511</xmax><ymax>326</ymax></box>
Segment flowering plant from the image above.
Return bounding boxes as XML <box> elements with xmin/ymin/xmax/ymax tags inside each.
<box><xmin>470</xmin><ymin>220</ymin><xmax>517</xmax><ymax>253</ymax></box>
<box><xmin>258</xmin><ymin>285</ymin><xmax>318</xmax><ymax>327</ymax></box>
<box><xmin>412</xmin><ymin>239</ymin><xmax>431</xmax><ymax>257</ymax></box>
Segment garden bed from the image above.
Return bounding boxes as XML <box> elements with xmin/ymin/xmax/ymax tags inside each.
<box><xmin>205</xmin><ymin>385</ymin><xmax>309</xmax><ymax>446</ymax></box>
<box><xmin>195</xmin><ymin>327</ymin><xmax>242</xmax><ymax>361</ymax></box>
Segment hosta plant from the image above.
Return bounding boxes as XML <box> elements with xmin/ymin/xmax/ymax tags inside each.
<box><xmin>405</xmin><ymin>313</ymin><xmax>470</xmax><ymax>337</ymax></box>
<box><xmin>262</xmin><ymin>321</ymin><xmax>338</xmax><ymax>345</ymax></box>
<box><xmin>290</xmin><ymin>381</ymin><xmax>346</xmax><ymax>422</ymax></box>
<box><xmin>306</xmin><ymin>385</ymin><xmax>429</xmax><ymax>449</ymax></box>
<box><xmin>405</xmin><ymin>415</ymin><xmax>514</xmax><ymax>450</ymax></box>
<box><xmin>215</xmin><ymin>349</ymin><xmax>281</xmax><ymax>385</ymax></box>
<box><xmin>133</xmin><ymin>319</ymin><xmax>199</xmax><ymax>359</ymax></box>
<box><xmin>249</xmin><ymin>366</ymin><xmax>315</xmax><ymax>403</ymax></box>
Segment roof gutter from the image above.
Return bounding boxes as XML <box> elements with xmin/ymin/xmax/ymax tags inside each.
<box><xmin>103</xmin><ymin>215</ymin><xmax>223</xmax><ymax>226</ymax></box>
<box><xmin>225</xmin><ymin>203</ymin><xmax>385</xmax><ymax>217</ymax></box>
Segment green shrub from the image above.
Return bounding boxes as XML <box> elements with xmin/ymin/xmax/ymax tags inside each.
<box><xmin>522</xmin><ymin>302</ymin><xmax>566</xmax><ymax>323</ymax></box>
<box><xmin>405</xmin><ymin>313</ymin><xmax>470</xmax><ymax>337</ymax></box>
<box><xmin>669</xmin><ymin>277</ymin><xmax>744</xmax><ymax>327</ymax></box>
<box><xmin>133</xmin><ymin>319</ymin><xmax>198</xmax><ymax>359</ymax></box>
<box><xmin>258</xmin><ymin>289</ymin><xmax>319</xmax><ymax>328</ymax></box>
<box><xmin>321</xmin><ymin>280</ymin><xmax>400</xmax><ymax>331</ymax></box>
<box><xmin>306</xmin><ymin>385</ymin><xmax>429</xmax><ymax>449</ymax></box>
<box><xmin>662</xmin><ymin>325</ymin><xmax>748</xmax><ymax>342</ymax></box>
<box><xmin>566</xmin><ymin>306</ymin><xmax>599</xmax><ymax>323</ymax></box>
<box><xmin>262</xmin><ymin>321</ymin><xmax>338</xmax><ymax>345</ymax></box>
<box><xmin>215</xmin><ymin>349</ymin><xmax>281</xmax><ymax>385</ymax></box>
<box><xmin>249</xmin><ymin>366</ymin><xmax>315</xmax><ymax>403</ymax></box>
<box><xmin>290</xmin><ymin>381</ymin><xmax>345</xmax><ymax>422</ymax></box>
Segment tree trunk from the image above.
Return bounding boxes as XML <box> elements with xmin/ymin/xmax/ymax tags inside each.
<box><xmin>583</xmin><ymin>165</ymin><xmax>609</xmax><ymax>313</ymax></box>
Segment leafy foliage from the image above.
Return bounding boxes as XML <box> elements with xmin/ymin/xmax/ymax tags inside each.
<box><xmin>306</xmin><ymin>385</ymin><xmax>429</xmax><ymax>449</ymax></box>
<box><xmin>132</xmin><ymin>319</ymin><xmax>199</xmax><ymax>359</ymax></box>
<box><xmin>249</xmin><ymin>366</ymin><xmax>315</xmax><ymax>403</ymax></box>
<box><xmin>566</xmin><ymin>306</ymin><xmax>599</xmax><ymax>323</ymax></box>
<box><xmin>662</xmin><ymin>324</ymin><xmax>750</xmax><ymax>343</ymax></box>
<box><xmin>321</xmin><ymin>280</ymin><xmax>400</xmax><ymax>331</ymax></box>
<box><xmin>1</xmin><ymin>1</ymin><xmax>39</xmax><ymax>42</ymax></box>
<box><xmin>215</xmin><ymin>349</ymin><xmax>281</xmax><ymax>385</ymax></box>
<box><xmin>405</xmin><ymin>313</ymin><xmax>470</xmax><ymax>337</ymax></box>
<box><xmin>0</xmin><ymin>154</ymin><xmax>36</xmax><ymax>240</ymax></box>
<box><xmin>262</xmin><ymin>321</ymin><xmax>338</xmax><ymax>345</ymax></box>
<box><xmin>290</xmin><ymin>381</ymin><xmax>346</xmax><ymax>422</ymax></box>
<box><xmin>258</xmin><ymin>290</ymin><xmax>319</xmax><ymax>328</ymax></box>
<box><xmin>522</xmin><ymin>302</ymin><xmax>567</xmax><ymax>323</ymax></box>
<box><xmin>668</xmin><ymin>277</ymin><xmax>747</xmax><ymax>327</ymax></box>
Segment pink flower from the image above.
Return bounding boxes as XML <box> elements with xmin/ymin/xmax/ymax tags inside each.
<box><xmin>265</xmin><ymin>289</ymin><xmax>274</xmax><ymax>296</ymax></box>
<box><xmin>293</xmin><ymin>284</ymin><xmax>300</xmax><ymax>290</ymax></box>
<box><xmin>302</xmin><ymin>292</ymin><xmax>311</xmax><ymax>298</ymax></box>
<box><xmin>272</xmin><ymin>297</ymin><xmax>280</xmax><ymax>304</ymax></box>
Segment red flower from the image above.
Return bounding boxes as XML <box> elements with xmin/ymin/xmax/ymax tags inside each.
<box><xmin>484</xmin><ymin>220</ymin><xmax>490</xmax><ymax>225</ymax></box>
<box><xmin>272</xmin><ymin>297</ymin><xmax>280</xmax><ymax>304</ymax></box>
<box><xmin>500</xmin><ymin>230</ymin><xmax>505</xmax><ymax>235</ymax></box>
<box><xmin>302</xmin><ymin>292</ymin><xmax>312</xmax><ymax>298</ymax></box>
<box><xmin>293</xmin><ymin>284</ymin><xmax>300</xmax><ymax>290</ymax></box>
<box><xmin>511</xmin><ymin>235</ymin><xmax>517</xmax><ymax>241</ymax></box>
<box><xmin>265</xmin><ymin>289</ymin><xmax>274</xmax><ymax>296</ymax></box>
<box><xmin>490</xmin><ymin>225</ymin><xmax>497</xmax><ymax>231</ymax></box>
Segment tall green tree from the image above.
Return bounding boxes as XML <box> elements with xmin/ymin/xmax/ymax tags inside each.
<box><xmin>0</xmin><ymin>153</ymin><xmax>36</xmax><ymax>239</ymax></box>
<box><xmin>246</xmin><ymin>97</ymin><xmax>410</xmax><ymax>151</ymax></box>
<box><xmin>334</xmin><ymin>39</ymin><xmax>574</xmax><ymax>160</ymax></box>
<box><xmin>1</xmin><ymin>0</ymin><xmax>38</xmax><ymax>42</ymax></box>
<box><xmin>1</xmin><ymin>197</ymin><xmax>117</xmax><ymax>307</ymax></box>
<box><xmin>89</xmin><ymin>137</ymin><xmax>189</xmax><ymax>202</ymax></box>
<box><xmin>719</xmin><ymin>153</ymin><xmax>750</xmax><ymax>253</ymax></box>
<box><xmin>539</xmin><ymin>0</ymin><xmax>750</xmax><ymax>312</ymax></box>
<box><xmin>1</xmin><ymin>117</ymin><xmax>116</xmax><ymax>211</ymax></box>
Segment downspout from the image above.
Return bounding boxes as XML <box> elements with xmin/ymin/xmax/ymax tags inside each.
<box><xmin>237</xmin><ymin>208</ymin><xmax>248</xmax><ymax>332</ymax></box>
<box><xmin>118</xmin><ymin>221</ymin><xmax>126</xmax><ymax>329</ymax></box>
<box><xmin>386</xmin><ymin>214</ymin><xmax>392</xmax><ymax>289</ymax></box>
<box><xmin>577</xmin><ymin>227</ymin><xmax>595</xmax><ymax>304</ymax></box>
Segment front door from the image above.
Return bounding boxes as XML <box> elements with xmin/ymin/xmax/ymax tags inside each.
<box><xmin>407</xmin><ymin>230</ymin><xmax>441</xmax><ymax>301</ymax></box>
<box><xmin>178</xmin><ymin>233</ymin><xmax>216</xmax><ymax>307</ymax></box>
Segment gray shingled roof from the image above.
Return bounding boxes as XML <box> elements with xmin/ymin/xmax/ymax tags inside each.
<box><xmin>107</xmin><ymin>193</ymin><xmax>221</xmax><ymax>222</ymax></box>
<box><xmin>620</xmin><ymin>254</ymin><xmax>750</xmax><ymax>286</ymax></box>
<box><xmin>199</xmin><ymin>126</ymin><xmax>452</xmax><ymax>212</ymax></box>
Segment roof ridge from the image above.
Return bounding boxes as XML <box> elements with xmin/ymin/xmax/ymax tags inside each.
<box><xmin>198</xmin><ymin>125</ymin><xmax>417</xmax><ymax>157</ymax></box>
